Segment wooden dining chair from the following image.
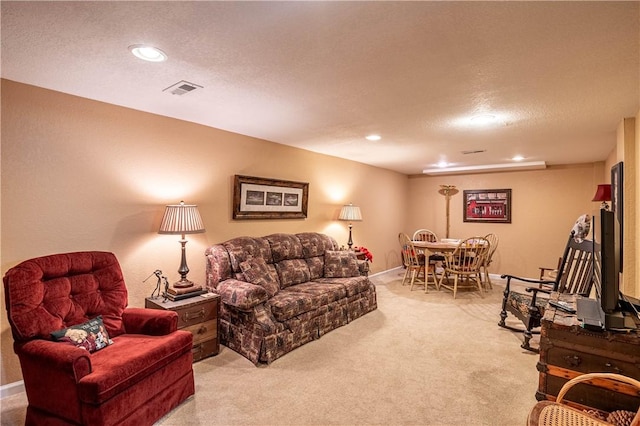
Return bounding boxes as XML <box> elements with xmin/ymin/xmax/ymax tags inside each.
<box><xmin>412</xmin><ymin>229</ymin><xmax>439</xmax><ymax>243</ymax></box>
<box><xmin>412</xmin><ymin>229</ymin><xmax>445</xmax><ymax>286</ymax></box>
<box><xmin>438</xmin><ymin>236</ymin><xmax>489</xmax><ymax>298</ymax></box>
<box><xmin>398</xmin><ymin>233</ymin><xmax>431</xmax><ymax>291</ymax></box>
<box><xmin>481</xmin><ymin>233</ymin><xmax>499</xmax><ymax>289</ymax></box>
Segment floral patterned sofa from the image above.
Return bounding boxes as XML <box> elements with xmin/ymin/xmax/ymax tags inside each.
<box><xmin>205</xmin><ymin>232</ymin><xmax>377</xmax><ymax>364</ymax></box>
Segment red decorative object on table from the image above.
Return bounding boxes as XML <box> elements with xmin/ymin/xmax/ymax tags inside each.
<box><xmin>355</xmin><ymin>246</ymin><xmax>373</xmax><ymax>262</ymax></box>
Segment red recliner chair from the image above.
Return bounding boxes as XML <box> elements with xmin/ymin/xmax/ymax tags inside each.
<box><xmin>3</xmin><ymin>251</ymin><xmax>195</xmax><ymax>425</ymax></box>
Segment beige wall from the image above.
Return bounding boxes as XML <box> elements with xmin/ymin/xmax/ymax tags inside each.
<box><xmin>406</xmin><ymin>164</ymin><xmax>604</xmax><ymax>279</ymax></box>
<box><xmin>616</xmin><ymin>117</ymin><xmax>637</xmax><ymax>296</ymax></box>
<box><xmin>1</xmin><ymin>79</ymin><xmax>634</xmax><ymax>388</ymax></box>
<box><xmin>0</xmin><ymin>80</ymin><xmax>408</xmax><ymax>385</ymax></box>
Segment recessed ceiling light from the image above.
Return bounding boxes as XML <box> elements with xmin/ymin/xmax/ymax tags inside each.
<box><xmin>512</xmin><ymin>155</ymin><xmax>525</xmax><ymax>161</ymax></box>
<box><xmin>451</xmin><ymin>112</ymin><xmax>510</xmax><ymax>128</ymax></box>
<box><xmin>365</xmin><ymin>134</ymin><xmax>381</xmax><ymax>141</ymax></box>
<box><xmin>128</xmin><ymin>44</ymin><xmax>167</xmax><ymax>62</ymax></box>
<box><xmin>470</xmin><ymin>114</ymin><xmax>498</xmax><ymax>125</ymax></box>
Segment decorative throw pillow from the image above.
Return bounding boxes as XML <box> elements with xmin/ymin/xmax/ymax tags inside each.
<box><xmin>51</xmin><ymin>316</ymin><xmax>113</xmax><ymax>353</ymax></box>
<box><xmin>324</xmin><ymin>250</ymin><xmax>360</xmax><ymax>278</ymax></box>
<box><xmin>240</xmin><ymin>256</ymin><xmax>280</xmax><ymax>297</ymax></box>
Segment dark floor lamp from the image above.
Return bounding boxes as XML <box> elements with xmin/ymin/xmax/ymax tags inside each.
<box><xmin>159</xmin><ymin>200</ymin><xmax>205</xmax><ymax>289</ymax></box>
<box><xmin>338</xmin><ymin>203</ymin><xmax>362</xmax><ymax>249</ymax></box>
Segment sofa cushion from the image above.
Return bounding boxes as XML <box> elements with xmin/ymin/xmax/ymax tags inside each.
<box><xmin>269</xmin><ymin>282</ymin><xmax>350</xmax><ymax>322</ymax></box>
<box><xmin>297</xmin><ymin>232</ymin><xmax>337</xmax><ymax>257</ymax></box>
<box><xmin>305</xmin><ymin>256</ymin><xmax>325</xmax><ymax>280</ymax></box>
<box><xmin>77</xmin><ymin>330</ymin><xmax>193</xmax><ymax>404</ymax></box>
<box><xmin>275</xmin><ymin>259</ymin><xmax>311</xmax><ymax>288</ymax></box>
<box><xmin>506</xmin><ymin>290</ymin><xmax>548</xmax><ymax>318</ymax></box>
<box><xmin>51</xmin><ymin>316</ymin><xmax>113</xmax><ymax>353</ymax></box>
<box><xmin>224</xmin><ymin>237</ymin><xmax>273</xmax><ymax>273</ymax></box>
<box><xmin>284</xmin><ymin>282</ymin><xmax>347</xmax><ymax>305</ymax></box>
<box><xmin>315</xmin><ymin>276</ymin><xmax>372</xmax><ymax>297</ymax></box>
<box><xmin>324</xmin><ymin>250</ymin><xmax>360</xmax><ymax>278</ymax></box>
<box><xmin>240</xmin><ymin>257</ymin><xmax>280</xmax><ymax>297</ymax></box>
<box><xmin>268</xmin><ymin>290</ymin><xmax>321</xmax><ymax>322</ymax></box>
<box><xmin>266</xmin><ymin>234</ymin><xmax>304</xmax><ymax>262</ymax></box>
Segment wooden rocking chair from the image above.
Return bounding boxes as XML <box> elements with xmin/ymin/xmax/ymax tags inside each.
<box><xmin>498</xmin><ymin>231</ymin><xmax>601</xmax><ymax>352</ymax></box>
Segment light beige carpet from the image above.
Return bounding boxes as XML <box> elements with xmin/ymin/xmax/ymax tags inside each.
<box><xmin>1</xmin><ymin>269</ymin><xmax>540</xmax><ymax>425</ymax></box>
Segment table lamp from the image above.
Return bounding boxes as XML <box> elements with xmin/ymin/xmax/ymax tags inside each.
<box><xmin>338</xmin><ymin>203</ymin><xmax>362</xmax><ymax>249</ymax></box>
<box><xmin>592</xmin><ymin>184</ymin><xmax>612</xmax><ymax>210</ymax></box>
<box><xmin>159</xmin><ymin>201</ymin><xmax>205</xmax><ymax>289</ymax></box>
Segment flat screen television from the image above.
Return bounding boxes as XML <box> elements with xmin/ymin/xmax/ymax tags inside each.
<box><xmin>598</xmin><ymin>208</ymin><xmax>639</xmax><ymax>329</ymax></box>
<box><xmin>599</xmin><ymin>209</ymin><xmax>619</xmax><ymax>313</ymax></box>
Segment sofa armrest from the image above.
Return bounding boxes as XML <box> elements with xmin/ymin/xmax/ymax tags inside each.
<box><xmin>357</xmin><ymin>260</ymin><xmax>369</xmax><ymax>276</ymax></box>
<box><xmin>16</xmin><ymin>339</ymin><xmax>93</xmax><ymax>419</ymax></box>
<box><xmin>17</xmin><ymin>339</ymin><xmax>92</xmax><ymax>384</ymax></box>
<box><xmin>122</xmin><ymin>307</ymin><xmax>178</xmax><ymax>335</ymax></box>
<box><xmin>217</xmin><ymin>279</ymin><xmax>269</xmax><ymax>311</ymax></box>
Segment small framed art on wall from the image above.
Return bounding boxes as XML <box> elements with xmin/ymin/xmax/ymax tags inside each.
<box><xmin>233</xmin><ymin>175</ymin><xmax>309</xmax><ymax>220</ymax></box>
<box><xmin>463</xmin><ymin>189</ymin><xmax>512</xmax><ymax>223</ymax></box>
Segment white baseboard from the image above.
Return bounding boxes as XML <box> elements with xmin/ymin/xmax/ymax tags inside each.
<box><xmin>369</xmin><ymin>266</ymin><xmax>403</xmax><ymax>278</ymax></box>
<box><xmin>0</xmin><ymin>380</ymin><xmax>25</xmax><ymax>399</ymax></box>
<box><xmin>489</xmin><ymin>273</ymin><xmax>504</xmax><ymax>281</ymax></box>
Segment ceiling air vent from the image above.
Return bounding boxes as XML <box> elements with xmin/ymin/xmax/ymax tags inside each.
<box><xmin>163</xmin><ymin>80</ymin><xmax>203</xmax><ymax>96</ymax></box>
<box><xmin>461</xmin><ymin>149</ymin><xmax>486</xmax><ymax>155</ymax></box>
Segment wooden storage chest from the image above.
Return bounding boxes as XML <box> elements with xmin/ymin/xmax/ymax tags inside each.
<box><xmin>537</xmin><ymin>293</ymin><xmax>640</xmax><ymax>413</ymax></box>
<box><xmin>145</xmin><ymin>293</ymin><xmax>220</xmax><ymax>362</ymax></box>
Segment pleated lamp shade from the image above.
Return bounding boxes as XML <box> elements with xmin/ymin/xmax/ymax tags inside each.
<box><xmin>158</xmin><ymin>201</ymin><xmax>206</xmax><ymax>236</ymax></box>
<box><xmin>338</xmin><ymin>204</ymin><xmax>363</xmax><ymax>222</ymax></box>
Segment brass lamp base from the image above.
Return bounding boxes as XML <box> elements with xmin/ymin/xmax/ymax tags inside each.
<box><xmin>173</xmin><ymin>278</ymin><xmax>196</xmax><ymax>289</ymax></box>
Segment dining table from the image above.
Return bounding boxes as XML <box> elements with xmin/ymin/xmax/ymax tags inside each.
<box><xmin>411</xmin><ymin>239</ymin><xmax>461</xmax><ymax>253</ymax></box>
<box><xmin>411</xmin><ymin>239</ymin><xmax>460</xmax><ymax>286</ymax></box>
<box><xmin>411</xmin><ymin>238</ymin><xmax>488</xmax><ymax>292</ymax></box>
<box><xmin>412</xmin><ymin>238</ymin><xmax>489</xmax><ymax>251</ymax></box>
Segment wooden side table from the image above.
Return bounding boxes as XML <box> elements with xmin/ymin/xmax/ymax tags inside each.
<box><xmin>145</xmin><ymin>293</ymin><xmax>220</xmax><ymax>362</ymax></box>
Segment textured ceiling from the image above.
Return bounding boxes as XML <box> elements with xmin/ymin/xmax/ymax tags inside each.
<box><xmin>2</xmin><ymin>1</ymin><xmax>639</xmax><ymax>175</ymax></box>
